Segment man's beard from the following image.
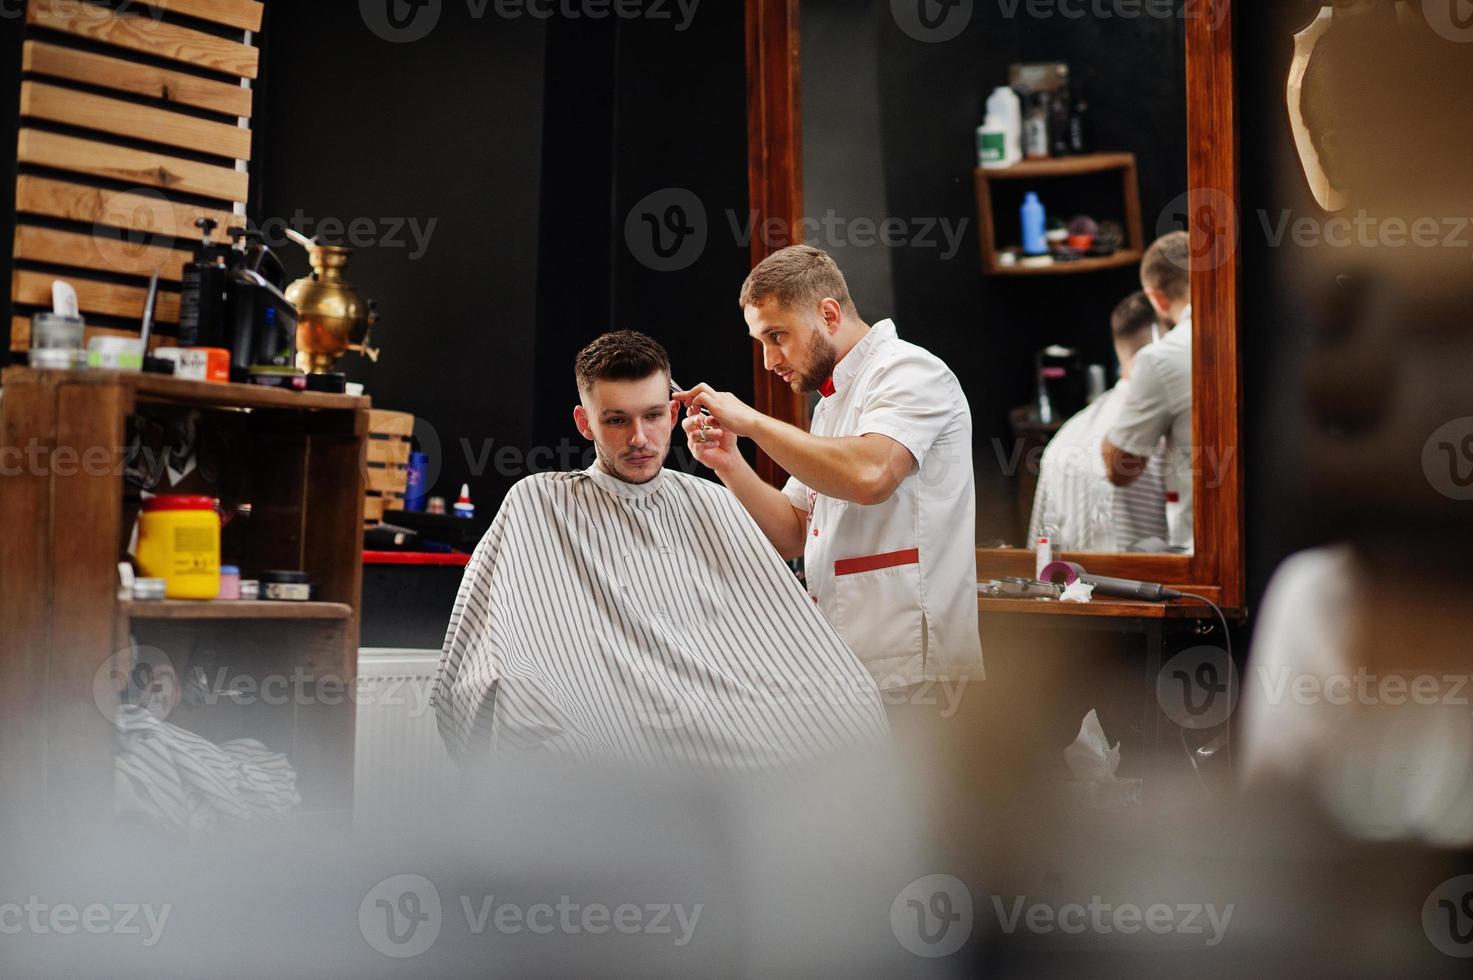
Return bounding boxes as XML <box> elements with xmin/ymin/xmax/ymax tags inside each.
<box><xmin>595</xmin><ymin>439</ymin><xmax>669</xmax><ymax>484</ymax></box>
<box><xmin>796</xmin><ymin>328</ymin><xmax>839</xmax><ymax>393</ymax></box>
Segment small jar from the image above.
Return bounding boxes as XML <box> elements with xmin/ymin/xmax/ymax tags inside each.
<box><xmin>239</xmin><ymin>580</ymin><xmax>261</xmax><ymax>601</ymax></box>
<box><xmin>218</xmin><ymin>565</ymin><xmax>241</xmax><ymax>600</ymax></box>
<box><xmin>31</xmin><ymin>312</ymin><xmax>85</xmax><ymax>352</ymax></box>
<box><xmin>132</xmin><ymin>578</ymin><xmax>167</xmax><ymax>601</ymax></box>
<box><xmin>260</xmin><ymin>570</ymin><xmax>312</xmax><ymax>602</ymax></box>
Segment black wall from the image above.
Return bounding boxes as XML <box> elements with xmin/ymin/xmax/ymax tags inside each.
<box><xmin>533</xmin><ymin>4</ymin><xmax>755</xmax><ymax>461</ymax></box>
<box><xmin>1236</xmin><ymin>4</ymin><xmax>1327</xmax><ymax>616</ymax></box>
<box><xmin>256</xmin><ymin>3</ymin><xmax>751</xmax><ymax>515</ymax></box>
<box><xmin>255</xmin><ymin>3</ymin><xmax>548</xmax><ymax>515</ymax></box>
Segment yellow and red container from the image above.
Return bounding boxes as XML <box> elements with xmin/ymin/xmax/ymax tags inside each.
<box><xmin>136</xmin><ymin>495</ymin><xmax>221</xmax><ymax>599</ymax></box>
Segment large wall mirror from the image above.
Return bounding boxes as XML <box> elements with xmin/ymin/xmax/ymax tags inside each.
<box><xmin>746</xmin><ymin>0</ymin><xmax>1243</xmax><ymax>609</ymax></box>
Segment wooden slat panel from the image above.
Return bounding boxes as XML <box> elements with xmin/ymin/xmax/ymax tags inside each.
<box><xmin>18</xmin><ymin>129</ymin><xmax>248</xmax><ymax>202</ymax></box>
<box><xmin>363</xmin><ymin>495</ymin><xmax>386</xmax><ymax>523</ymax></box>
<box><xmin>23</xmin><ymin>42</ymin><xmax>254</xmax><ymax>117</ymax></box>
<box><xmin>365</xmin><ymin>465</ymin><xmax>408</xmax><ymax>494</ymax></box>
<box><xmin>14</xmin><ymin>225</ymin><xmax>192</xmax><ymax>282</ymax></box>
<box><xmin>21</xmin><ymin>80</ymin><xmax>252</xmax><ymax>160</ymax></box>
<box><xmin>154</xmin><ymin>0</ymin><xmax>264</xmax><ymax>32</ymax></box>
<box><xmin>29</xmin><ymin>2</ymin><xmax>260</xmax><ymax>79</ymax></box>
<box><xmin>17</xmin><ymin>175</ymin><xmax>237</xmax><ymax>238</ymax></box>
<box><xmin>10</xmin><ymin>316</ymin><xmax>167</xmax><ymax>354</ymax></box>
<box><xmin>367</xmin><ymin>439</ymin><xmax>411</xmax><ymax>466</ymax></box>
<box><xmin>13</xmin><ymin>269</ymin><xmax>179</xmax><ymax>323</ymax></box>
<box><xmin>369</xmin><ymin>409</ymin><xmax>415</xmax><ymax>437</ymax></box>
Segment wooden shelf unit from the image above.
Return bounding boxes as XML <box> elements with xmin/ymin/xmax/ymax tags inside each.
<box><xmin>0</xmin><ymin>367</ymin><xmax>369</xmax><ymax>833</ymax></box>
<box><xmin>973</xmin><ymin>152</ymin><xmax>1145</xmax><ymax>276</ymax></box>
<box><xmin>989</xmin><ymin>249</ymin><xmax>1143</xmax><ymax>278</ymax></box>
<box><xmin>122</xmin><ymin>600</ymin><xmax>355</xmax><ymax>621</ymax></box>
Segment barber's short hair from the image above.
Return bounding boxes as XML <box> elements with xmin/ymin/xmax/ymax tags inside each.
<box><xmin>1140</xmin><ymin>231</ymin><xmax>1192</xmax><ymax>303</ymax></box>
<box><xmin>738</xmin><ymin>244</ymin><xmax>856</xmax><ymax>315</ymax></box>
<box><xmin>574</xmin><ymin>330</ymin><xmax>671</xmax><ymax>393</ymax></box>
<box><xmin>1110</xmin><ymin>292</ymin><xmax>1159</xmax><ymax>358</ymax></box>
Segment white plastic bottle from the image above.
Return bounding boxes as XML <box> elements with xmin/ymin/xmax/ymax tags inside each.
<box><xmin>983</xmin><ymin>86</ymin><xmax>1022</xmax><ymax>168</ymax></box>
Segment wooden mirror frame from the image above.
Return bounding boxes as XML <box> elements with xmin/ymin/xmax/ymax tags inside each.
<box><xmin>745</xmin><ymin>0</ymin><xmax>1244</xmax><ymax>611</ymax></box>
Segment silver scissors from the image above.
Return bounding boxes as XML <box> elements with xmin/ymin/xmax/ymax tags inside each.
<box><xmin>669</xmin><ymin>378</ymin><xmax>713</xmax><ymax>443</ymax></box>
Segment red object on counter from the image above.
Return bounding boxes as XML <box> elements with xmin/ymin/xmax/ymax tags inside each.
<box><xmin>363</xmin><ymin>551</ymin><xmax>471</xmax><ymax>566</ymax></box>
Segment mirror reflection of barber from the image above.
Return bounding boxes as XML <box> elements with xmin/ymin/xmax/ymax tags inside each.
<box><xmin>677</xmin><ymin>245</ymin><xmax>983</xmax><ymax>698</ymax></box>
<box><xmin>1102</xmin><ymin>232</ymin><xmax>1195</xmax><ymax>553</ymax></box>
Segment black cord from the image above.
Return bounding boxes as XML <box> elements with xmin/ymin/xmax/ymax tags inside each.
<box><xmin>1174</xmin><ymin>592</ymin><xmax>1233</xmax><ymax>664</ymax></box>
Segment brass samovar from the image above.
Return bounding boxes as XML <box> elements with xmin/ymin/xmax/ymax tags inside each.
<box><xmin>285</xmin><ymin>230</ymin><xmax>380</xmax><ymax>374</ymax></box>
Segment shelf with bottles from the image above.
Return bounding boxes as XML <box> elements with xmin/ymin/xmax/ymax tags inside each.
<box><xmin>972</xmin><ymin>152</ymin><xmax>1145</xmax><ymax>277</ymax></box>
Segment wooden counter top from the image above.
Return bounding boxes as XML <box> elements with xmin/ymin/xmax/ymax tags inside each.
<box><xmin>978</xmin><ymin>595</ymin><xmax>1225</xmax><ymax>620</ymax></box>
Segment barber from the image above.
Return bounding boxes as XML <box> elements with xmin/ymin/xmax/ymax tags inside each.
<box><xmin>677</xmin><ymin>245</ymin><xmax>983</xmax><ymax>714</ymax></box>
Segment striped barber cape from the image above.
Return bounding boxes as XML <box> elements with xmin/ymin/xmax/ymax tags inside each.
<box><xmin>434</xmin><ymin>464</ymin><xmax>889</xmax><ymax>770</ymax></box>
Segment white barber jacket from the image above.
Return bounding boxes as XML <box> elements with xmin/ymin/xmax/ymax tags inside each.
<box><xmin>782</xmin><ymin>320</ymin><xmax>984</xmax><ymax>691</ymax></box>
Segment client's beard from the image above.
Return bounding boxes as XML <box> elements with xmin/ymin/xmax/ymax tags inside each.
<box><xmin>798</xmin><ymin>328</ymin><xmax>839</xmax><ymax>393</ymax></box>
<box><xmin>595</xmin><ymin>439</ymin><xmax>669</xmax><ymax>485</ymax></box>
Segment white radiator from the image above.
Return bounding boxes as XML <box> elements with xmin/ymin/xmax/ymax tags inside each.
<box><xmin>354</xmin><ymin>649</ymin><xmax>457</xmax><ymax>826</ymax></box>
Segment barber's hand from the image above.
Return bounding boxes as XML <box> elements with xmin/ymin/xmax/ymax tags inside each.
<box><xmin>682</xmin><ymin>405</ymin><xmax>738</xmax><ymax>472</ymax></box>
<box><xmin>673</xmin><ymin>384</ymin><xmax>762</xmax><ymax>437</ymax></box>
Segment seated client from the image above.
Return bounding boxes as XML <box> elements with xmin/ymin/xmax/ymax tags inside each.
<box><xmin>435</xmin><ymin>330</ymin><xmax>888</xmax><ymax>770</ymax></box>
<box><xmin>1029</xmin><ymin>292</ymin><xmax>1170</xmax><ymax>553</ymax></box>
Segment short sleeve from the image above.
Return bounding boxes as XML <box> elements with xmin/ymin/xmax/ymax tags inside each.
<box><xmin>854</xmin><ymin>354</ymin><xmax>957</xmax><ymax>468</ymax></box>
<box><xmin>1107</xmin><ymin>351</ymin><xmax>1172</xmax><ymax>457</ymax></box>
<box><xmin>1240</xmin><ymin>546</ymin><xmax>1358</xmax><ymax>784</ymax></box>
<box><xmin>782</xmin><ymin>474</ymin><xmax>812</xmax><ymax>514</ymax></box>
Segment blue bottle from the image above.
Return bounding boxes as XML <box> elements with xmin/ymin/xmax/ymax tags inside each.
<box><xmin>405</xmin><ymin>452</ymin><xmax>430</xmax><ymax>512</ymax></box>
<box><xmin>1021</xmin><ymin>191</ymin><xmax>1047</xmax><ymax>256</ymax></box>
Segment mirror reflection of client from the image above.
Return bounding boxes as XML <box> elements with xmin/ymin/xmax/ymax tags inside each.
<box><xmin>434</xmin><ymin>330</ymin><xmax>888</xmax><ymax>772</ymax></box>
<box><xmin>1102</xmin><ymin>231</ymin><xmax>1194</xmax><ymax>553</ymax></box>
<box><xmin>1028</xmin><ymin>292</ymin><xmax>1169</xmax><ymax>553</ymax></box>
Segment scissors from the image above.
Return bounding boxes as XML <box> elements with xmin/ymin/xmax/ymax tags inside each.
<box><xmin>669</xmin><ymin>378</ymin><xmax>714</xmax><ymax>443</ymax></box>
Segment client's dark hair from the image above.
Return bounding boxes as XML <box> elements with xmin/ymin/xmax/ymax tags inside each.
<box><xmin>1110</xmin><ymin>291</ymin><xmax>1160</xmax><ymax>362</ymax></box>
<box><xmin>575</xmin><ymin>330</ymin><xmax>671</xmax><ymax>393</ymax></box>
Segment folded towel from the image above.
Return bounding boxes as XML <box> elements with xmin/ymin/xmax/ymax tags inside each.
<box><xmin>114</xmin><ymin>704</ymin><xmax>301</xmax><ymax>833</ymax></box>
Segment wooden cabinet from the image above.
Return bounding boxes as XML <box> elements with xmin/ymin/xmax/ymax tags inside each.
<box><xmin>0</xmin><ymin>367</ymin><xmax>367</xmax><ymax>833</ymax></box>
